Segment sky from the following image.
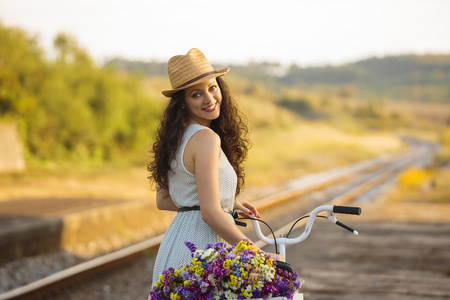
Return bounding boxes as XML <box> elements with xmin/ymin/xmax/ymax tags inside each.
<box><xmin>0</xmin><ymin>0</ymin><xmax>449</xmax><ymax>67</ymax></box>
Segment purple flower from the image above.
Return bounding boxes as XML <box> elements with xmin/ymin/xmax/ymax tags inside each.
<box><xmin>184</xmin><ymin>241</ymin><xmax>197</xmax><ymax>254</ymax></box>
<box><xmin>226</xmin><ymin>253</ymin><xmax>237</xmax><ymax>259</ymax></box>
<box><xmin>181</xmin><ymin>271</ymin><xmax>190</xmax><ymax>281</ymax></box>
<box><xmin>252</xmin><ymin>289</ymin><xmax>262</xmax><ymax>298</ymax></box>
<box><xmin>201</xmin><ymin>261</ymin><xmax>209</xmax><ymax>270</ymax></box>
<box><xmin>214</xmin><ymin>242</ymin><xmax>226</xmax><ymax>251</ymax></box>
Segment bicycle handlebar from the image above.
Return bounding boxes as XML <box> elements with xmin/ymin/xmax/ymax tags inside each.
<box><xmin>244</xmin><ymin>205</ymin><xmax>361</xmax><ymax>259</ymax></box>
<box><xmin>333</xmin><ymin>205</ymin><xmax>361</xmax><ymax>215</ymax></box>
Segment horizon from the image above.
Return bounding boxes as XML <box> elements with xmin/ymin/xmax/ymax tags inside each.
<box><xmin>108</xmin><ymin>52</ymin><xmax>450</xmax><ymax>69</ymax></box>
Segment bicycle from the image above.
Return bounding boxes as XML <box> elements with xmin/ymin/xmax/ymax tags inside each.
<box><xmin>235</xmin><ymin>205</ymin><xmax>362</xmax><ymax>300</ymax></box>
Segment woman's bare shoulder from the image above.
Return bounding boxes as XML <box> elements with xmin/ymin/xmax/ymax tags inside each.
<box><xmin>190</xmin><ymin>127</ymin><xmax>220</xmax><ymax>146</ymax></box>
<box><xmin>184</xmin><ymin>128</ymin><xmax>220</xmax><ymax>173</ymax></box>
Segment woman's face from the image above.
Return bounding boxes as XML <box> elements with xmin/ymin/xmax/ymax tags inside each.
<box><xmin>183</xmin><ymin>78</ymin><xmax>222</xmax><ymax>127</ymax></box>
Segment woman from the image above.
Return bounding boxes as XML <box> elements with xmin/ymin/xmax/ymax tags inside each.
<box><xmin>148</xmin><ymin>48</ymin><xmax>281</xmax><ymax>287</ymax></box>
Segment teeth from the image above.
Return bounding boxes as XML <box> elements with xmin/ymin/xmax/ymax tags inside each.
<box><xmin>203</xmin><ymin>102</ymin><xmax>216</xmax><ymax>111</ymax></box>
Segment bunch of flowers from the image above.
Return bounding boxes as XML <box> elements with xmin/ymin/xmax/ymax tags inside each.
<box><xmin>150</xmin><ymin>239</ymin><xmax>303</xmax><ymax>300</ymax></box>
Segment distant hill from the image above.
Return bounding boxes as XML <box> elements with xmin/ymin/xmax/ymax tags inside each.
<box><xmin>107</xmin><ymin>58</ymin><xmax>167</xmax><ymax>77</ymax></box>
<box><xmin>283</xmin><ymin>55</ymin><xmax>450</xmax><ymax>102</ymax></box>
<box><xmin>106</xmin><ymin>54</ymin><xmax>450</xmax><ymax>102</ymax></box>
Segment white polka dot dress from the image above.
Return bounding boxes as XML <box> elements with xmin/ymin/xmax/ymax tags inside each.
<box><xmin>150</xmin><ymin>124</ymin><xmax>237</xmax><ymax>287</ymax></box>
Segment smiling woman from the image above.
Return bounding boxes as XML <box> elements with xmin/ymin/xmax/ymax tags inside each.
<box><xmin>146</xmin><ymin>48</ymin><xmax>282</xmax><ymax>298</ymax></box>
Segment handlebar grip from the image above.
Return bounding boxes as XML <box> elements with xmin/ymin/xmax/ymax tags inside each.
<box><xmin>333</xmin><ymin>206</ymin><xmax>362</xmax><ymax>215</ymax></box>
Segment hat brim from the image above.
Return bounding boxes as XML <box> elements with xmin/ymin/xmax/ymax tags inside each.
<box><xmin>161</xmin><ymin>68</ymin><xmax>230</xmax><ymax>97</ymax></box>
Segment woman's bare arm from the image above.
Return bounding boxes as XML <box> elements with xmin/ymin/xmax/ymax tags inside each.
<box><xmin>190</xmin><ymin>129</ymin><xmax>252</xmax><ymax>245</ymax></box>
<box><xmin>156</xmin><ymin>184</ymin><xmax>178</xmax><ymax>211</ymax></box>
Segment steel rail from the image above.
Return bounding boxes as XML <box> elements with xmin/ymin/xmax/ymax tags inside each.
<box><xmin>249</xmin><ymin>146</ymin><xmax>412</xmax><ymax>210</ymax></box>
<box><xmin>254</xmin><ymin>144</ymin><xmax>431</xmax><ymax>249</ymax></box>
<box><xmin>0</xmin><ymin>145</ymin><xmax>430</xmax><ymax>300</ymax></box>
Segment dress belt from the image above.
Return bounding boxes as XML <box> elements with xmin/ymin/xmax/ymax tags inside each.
<box><xmin>177</xmin><ymin>205</ymin><xmax>247</xmax><ymax>227</ymax></box>
<box><xmin>177</xmin><ymin>205</ymin><xmax>200</xmax><ymax>212</ymax></box>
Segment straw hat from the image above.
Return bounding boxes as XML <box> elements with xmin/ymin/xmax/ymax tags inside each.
<box><xmin>162</xmin><ymin>48</ymin><xmax>230</xmax><ymax>97</ymax></box>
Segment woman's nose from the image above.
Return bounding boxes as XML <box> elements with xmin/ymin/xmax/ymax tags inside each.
<box><xmin>204</xmin><ymin>92</ymin><xmax>215</xmax><ymax>103</ymax></box>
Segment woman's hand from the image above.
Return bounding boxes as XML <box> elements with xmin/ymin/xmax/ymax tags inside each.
<box><xmin>156</xmin><ymin>184</ymin><xmax>178</xmax><ymax>211</ymax></box>
<box><xmin>234</xmin><ymin>199</ymin><xmax>261</xmax><ymax>218</ymax></box>
<box><xmin>266</xmin><ymin>252</ymin><xmax>284</xmax><ymax>262</ymax></box>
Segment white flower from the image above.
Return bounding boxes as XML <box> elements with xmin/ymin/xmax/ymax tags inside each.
<box><xmin>237</xmin><ymin>276</ymin><xmax>244</xmax><ymax>287</ymax></box>
<box><xmin>202</xmin><ymin>248</ymin><xmax>213</xmax><ymax>259</ymax></box>
<box><xmin>261</xmin><ymin>265</ymin><xmax>275</xmax><ymax>281</ymax></box>
<box><xmin>244</xmin><ymin>285</ymin><xmax>253</xmax><ymax>293</ymax></box>
<box><xmin>254</xmin><ymin>280</ymin><xmax>264</xmax><ymax>290</ymax></box>
<box><xmin>224</xmin><ymin>290</ymin><xmax>238</xmax><ymax>299</ymax></box>
<box><xmin>208</xmin><ymin>252</ymin><xmax>219</xmax><ymax>263</ymax></box>
<box><xmin>207</xmin><ymin>274</ymin><xmax>216</xmax><ymax>284</ymax></box>
<box><xmin>194</xmin><ymin>273</ymin><xmax>202</xmax><ymax>280</ymax></box>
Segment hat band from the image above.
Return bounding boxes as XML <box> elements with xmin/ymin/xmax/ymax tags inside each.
<box><xmin>175</xmin><ymin>71</ymin><xmax>218</xmax><ymax>89</ymax></box>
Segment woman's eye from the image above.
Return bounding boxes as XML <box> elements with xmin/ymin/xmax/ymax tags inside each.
<box><xmin>192</xmin><ymin>93</ymin><xmax>201</xmax><ymax>98</ymax></box>
<box><xmin>210</xmin><ymin>85</ymin><xmax>217</xmax><ymax>91</ymax></box>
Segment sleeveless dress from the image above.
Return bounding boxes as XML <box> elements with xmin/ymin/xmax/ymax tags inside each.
<box><xmin>150</xmin><ymin>124</ymin><xmax>237</xmax><ymax>287</ymax></box>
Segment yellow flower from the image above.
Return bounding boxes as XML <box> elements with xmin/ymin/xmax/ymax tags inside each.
<box><xmin>240</xmin><ymin>287</ymin><xmax>249</xmax><ymax>298</ymax></box>
<box><xmin>241</xmin><ymin>270</ymin><xmax>249</xmax><ymax>279</ymax></box>
<box><xmin>191</xmin><ymin>264</ymin><xmax>204</xmax><ymax>276</ymax></box>
<box><xmin>233</xmin><ymin>240</ymin><xmax>258</xmax><ymax>254</ymax></box>
<box><xmin>223</xmin><ymin>259</ymin><xmax>232</xmax><ymax>270</ymax></box>
<box><xmin>251</xmin><ymin>254</ymin><xmax>265</xmax><ymax>267</ymax></box>
<box><xmin>229</xmin><ymin>275</ymin><xmax>238</xmax><ymax>286</ymax></box>
<box><xmin>170</xmin><ymin>293</ymin><xmax>180</xmax><ymax>300</ymax></box>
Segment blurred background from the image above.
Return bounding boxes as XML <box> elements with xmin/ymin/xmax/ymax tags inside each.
<box><xmin>0</xmin><ymin>0</ymin><xmax>449</xmax><ymax>299</ymax></box>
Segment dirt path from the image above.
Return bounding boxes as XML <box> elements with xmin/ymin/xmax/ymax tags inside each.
<box><xmin>283</xmin><ymin>199</ymin><xmax>450</xmax><ymax>300</ymax></box>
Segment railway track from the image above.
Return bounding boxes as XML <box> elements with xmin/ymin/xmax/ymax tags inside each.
<box><xmin>0</xmin><ymin>144</ymin><xmax>435</xmax><ymax>300</ymax></box>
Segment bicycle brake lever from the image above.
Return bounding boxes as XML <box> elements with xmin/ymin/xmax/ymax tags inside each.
<box><xmin>336</xmin><ymin>221</ymin><xmax>359</xmax><ymax>235</ymax></box>
<box><xmin>327</xmin><ymin>212</ymin><xmax>358</xmax><ymax>235</ymax></box>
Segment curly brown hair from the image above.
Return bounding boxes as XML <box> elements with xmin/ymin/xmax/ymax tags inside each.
<box><xmin>147</xmin><ymin>77</ymin><xmax>250</xmax><ymax>196</ymax></box>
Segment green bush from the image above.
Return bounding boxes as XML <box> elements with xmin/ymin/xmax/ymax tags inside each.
<box><xmin>0</xmin><ymin>24</ymin><xmax>163</xmax><ymax>166</ymax></box>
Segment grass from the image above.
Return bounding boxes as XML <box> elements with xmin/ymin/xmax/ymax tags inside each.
<box><xmin>0</xmin><ymin>165</ymin><xmax>155</xmax><ymax>202</ymax></box>
<box><xmin>387</xmin><ymin>101</ymin><xmax>450</xmax><ymax>126</ymax></box>
<box><xmin>389</xmin><ymin>168</ymin><xmax>450</xmax><ymax>204</ymax></box>
<box><xmin>245</xmin><ymin>121</ymin><xmax>403</xmax><ymax>185</ymax></box>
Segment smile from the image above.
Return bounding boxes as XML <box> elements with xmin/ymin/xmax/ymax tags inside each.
<box><xmin>202</xmin><ymin>102</ymin><xmax>218</xmax><ymax>112</ymax></box>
